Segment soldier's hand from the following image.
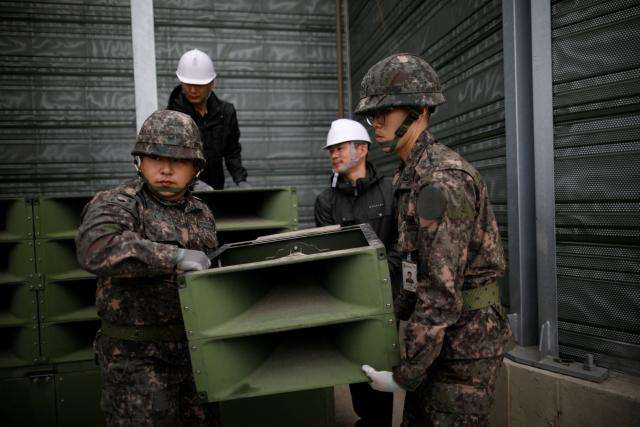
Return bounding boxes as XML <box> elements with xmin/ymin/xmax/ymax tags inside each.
<box><xmin>175</xmin><ymin>248</ymin><xmax>211</xmax><ymax>271</ymax></box>
<box><xmin>362</xmin><ymin>365</ymin><xmax>402</xmax><ymax>393</ymax></box>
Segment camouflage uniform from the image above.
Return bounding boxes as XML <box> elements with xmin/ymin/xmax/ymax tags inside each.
<box><xmin>76</xmin><ymin>110</ymin><xmax>219</xmax><ymax>426</ymax></box>
<box><xmin>356</xmin><ymin>54</ymin><xmax>513</xmax><ymax>426</ymax></box>
<box><xmin>393</xmin><ymin>130</ymin><xmax>512</xmax><ymax>426</ymax></box>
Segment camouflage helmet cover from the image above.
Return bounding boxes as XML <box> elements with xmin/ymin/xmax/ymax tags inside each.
<box><xmin>354</xmin><ymin>53</ymin><xmax>445</xmax><ymax>114</ymax></box>
<box><xmin>132</xmin><ymin>110</ymin><xmax>205</xmax><ymax>162</ymax></box>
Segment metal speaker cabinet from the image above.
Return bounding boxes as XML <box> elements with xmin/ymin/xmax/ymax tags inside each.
<box><xmin>179</xmin><ymin>224</ymin><xmax>400</xmax><ymax>402</ymax></box>
<box><xmin>34</xmin><ymin>196</ymin><xmax>99</xmax><ymax>364</ymax></box>
<box><xmin>0</xmin><ymin>198</ymin><xmax>39</xmax><ymax>368</ymax></box>
<box><xmin>194</xmin><ymin>187</ymin><xmax>298</xmax><ymax>244</ymax></box>
<box><xmin>0</xmin><ymin>361</ymin><xmax>104</xmax><ymax>427</ymax></box>
<box><xmin>0</xmin><ymin>198</ymin><xmax>34</xmax><ymax>241</ymax></box>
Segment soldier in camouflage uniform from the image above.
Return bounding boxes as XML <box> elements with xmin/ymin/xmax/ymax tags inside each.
<box><xmin>357</xmin><ymin>54</ymin><xmax>513</xmax><ymax>426</ymax></box>
<box><xmin>76</xmin><ymin>110</ymin><xmax>219</xmax><ymax>426</ymax></box>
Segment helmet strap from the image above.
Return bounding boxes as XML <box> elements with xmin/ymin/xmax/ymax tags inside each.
<box><xmin>147</xmin><ymin>184</ymin><xmax>186</xmax><ymax>195</ymax></box>
<box><xmin>394</xmin><ymin>108</ymin><xmax>421</xmax><ymax>139</ymax></box>
<box><xmin>376</xmin><ymin>108</ymin><xmax>420</xmax><ymax>152</ymax></box>
<box><xmin>377</xmin><ymin>138</ymin><xmax>400</xmax><ymax>152</ymax></box>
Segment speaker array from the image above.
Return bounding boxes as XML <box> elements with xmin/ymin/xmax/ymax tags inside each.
<box><xmin>179</xmin><ymin>224</ymin><xmax>400</xmax><ymax>402</ymax></box>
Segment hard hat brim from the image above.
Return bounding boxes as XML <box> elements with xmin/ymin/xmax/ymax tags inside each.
<box><xmin>322</xmin><ymin>140</ymin><xmax>370</xmax><ymax>150</ymax></box>
<box><xmin>176</xmin><ymin>72</ymin><xmax>216</xmax><ymax>85</ymax></box>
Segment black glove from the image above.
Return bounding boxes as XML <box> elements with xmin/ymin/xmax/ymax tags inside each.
<box><xmin>175</xmin><ymin>248</ymin><xmax>211</xmax><ymax>271</ymax></box>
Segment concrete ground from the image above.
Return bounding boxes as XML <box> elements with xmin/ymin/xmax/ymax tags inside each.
<box><xmin>334</xmin><ymin>384</ymin><xmax>405</xmax><ymax>427</ymax></box>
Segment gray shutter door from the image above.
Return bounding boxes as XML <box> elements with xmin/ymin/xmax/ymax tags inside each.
<box><xmin>153</xmin><ymin>0</ymin><xmax>341</xmax><ymax>227</ymax></box>
<box><xmin>0</xmin><ymin>0</ymin><xmax>341</xmax><ymax>228</ymax></box>
<box><xmin>551</xmin><ymin>0</ymin><xmax>640</xmax><ymax>375</ymax></box>
<box><xmin>0</xmin><ymin>0</ymin><xmax>137</xmax><ymax>196</ymax></box>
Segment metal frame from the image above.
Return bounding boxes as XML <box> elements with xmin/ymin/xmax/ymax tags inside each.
<box><xmin>530</xmin><ymin>0</ymin><xmax>558</xmax><ymax>359</ymax></box>
<box><xmin>130</xmin><ymin>0</ymin><xmax>158</xmax><ymax>132</ymax></box>
<box><xmin>502</xmin><ymin>0</ymin><xmax>537</xmax><ymax>348</ymax></box>
<box><xmin>502</xmin><ymin>0</ymin><xmax>607</xmax><ymax>382</ymax></box>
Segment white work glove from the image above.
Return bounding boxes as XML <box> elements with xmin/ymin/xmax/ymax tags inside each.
<box><xmin>361</xmin><ymin>365</ymin><xmax>402</xmax><ymax>393</ymax></box>
<box><xmin>175</xmin><ymin>248</ymin><xmax>211</xmax><ymax>271</ymax></box>
<box><xmin>237</xmin><ymin>181</ymin><xmax>251</xmax><ymax>188</ymax></box>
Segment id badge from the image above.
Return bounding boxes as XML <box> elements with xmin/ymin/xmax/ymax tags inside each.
<box><xmin>402</xmin><ymin>260</ymin><xmax>418</xmax><ymax>292</ymax></box>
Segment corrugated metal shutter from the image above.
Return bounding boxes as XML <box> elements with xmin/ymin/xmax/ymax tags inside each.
<box><xmin>0</xmin><ymin>0</ymin><xmax>137</xmax><ymax>196</ymax></box>
<box><xmin>0</xmin><ymin>0</ymin><xmax>341</xmax><ymax>228</ymax></box>
<box><xmin>153</xmin><ymin>0</ymin><xmax>341</xmax><ymax>227</ymax></box>
<box><xmin>348</xmin><ymin>0</ymin><xmax>508</xmax><ymax>300</ymax></box>
<box><xmin>551</xmin><ymin>0</ymin><xmax>640</xmax><ymax>375</ymax></box>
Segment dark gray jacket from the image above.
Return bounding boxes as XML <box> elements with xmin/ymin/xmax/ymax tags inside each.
<box><xmin>314</xmin><ymin>162</ymin><xmax>403</xmax><ymax>301</ymax></box>
<box><xmin>167</xmin><ymin>85</ymin><xmax>247</xmax><ymax>189</ymax></box>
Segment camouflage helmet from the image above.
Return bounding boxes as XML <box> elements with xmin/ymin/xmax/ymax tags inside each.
<box><xmin>354</xmin><ymin>53</ymin><xmax>445</xmax><ymax>115</ymax></box>
<box><xmin>132</xmin><ymin>110</ymin><xmax>205</xmax><ymax>163</ymax></box>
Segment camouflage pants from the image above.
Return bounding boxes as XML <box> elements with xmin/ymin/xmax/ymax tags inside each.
<box><xmin>401</xmin><ymin>356</ymin><xmax>503</xmax><ymax>427</ymax></box>
<box><xmin>96</xmin><ymin>335</ymin><xmax>219</xmax><ymax>427</ymax></box>
<box><xmin>350</xmin><ymin>381</ymin><xmax>394</xmax><ymax>427</ymax></box>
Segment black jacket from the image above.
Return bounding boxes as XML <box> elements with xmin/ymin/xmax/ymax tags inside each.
<box><xmin>167</xmin><ymin>85</ymin><xmax>247</xmax><ymax>189</ymax></box>
<box><xmin>314</xmin><ymin>163</ymin><xmax>403</xmax><ymax>298</ymax></box>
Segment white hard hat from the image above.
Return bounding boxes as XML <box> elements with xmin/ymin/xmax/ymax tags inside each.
<box><xmin>176</xmin><ymin>49</ymin><xmax>217</xmax><ymax>85</ymax></box>
<box><xmin>324</xmin><ymin>118</ymin><xmax>371</xmax><ymax>150</ymax></box>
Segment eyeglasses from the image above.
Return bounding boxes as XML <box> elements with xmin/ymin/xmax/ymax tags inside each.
<box><xmin>363</xmin><ymin>108</ymin><xmax>394</xmax><ymax>127</ymax></box>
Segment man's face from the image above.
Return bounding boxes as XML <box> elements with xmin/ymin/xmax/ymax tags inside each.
<box><xmin>139</xmin><ymin>155</ymin><xmax>196</xmax><ymax>201</ymax></box>
<box><xmin>370</xmin><ymin>107</ymin><xmax>410</xmax><ymax>152</ymax></box>
<box><xmin>181</xmin><ymin>81</ymin><xmax>214</xmax><ymax>106</ymax></box>
<box><xmin>327</xmin><ymin>142</ymin><xmax>367</xmax><ymax>173</ymax></box>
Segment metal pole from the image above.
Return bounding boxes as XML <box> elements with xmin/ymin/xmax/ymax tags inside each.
<box><xmin>130</xmin><ymin>0</ymin><xmax>158</xmax><ymax>132</ymax></box>
<box><xmin>502</xmin><ymin>0</ymin><xmax>538</xmax><ymax>347</ymax></box>
<box><xmin>530</xmin><ymin>0</ymin><xmax>558</xmax><ymax>358</ymax></box>
<box><xmin>343</xmin><ymin>0</ymin><xmax>352</xmax><ymax>116</ymax></box>
<box><xmin>335</xmin><ymin>0</ymin><xmax>345</xmax><ymax>118</ymax></box>
<box><xmin>501</xmin><ymin>0</ymin><xmax>606</xmax><ymax>382</ymax></box>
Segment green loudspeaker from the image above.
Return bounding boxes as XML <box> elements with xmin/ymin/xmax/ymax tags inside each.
<box><xmin>35</xmin><ymin>237</ymin><xmax>98</xmax><ymax>364</ymax></box>
<box><xmin>179</xmin><ymin>224</ymin><xmax>400</xmax><ymax>402</ymax></box>
<box><xmin>39</xmin><ymin>320</ymin><xmax>99</xmax><ymax>364</ymax></box>
<box><xmin>0</xmin><ymin>326</ymin><xmax>40</xmax><ymax>368</ymax></box>
<box><xmin>33</xmin><ymin>196</ymin><xmax>92</xmax><ymax>240</ymax></box>
<box><xmin>0</xmin><ymin>198</ymin><xmax>33</xmax><ymax>241</ymax></box>
<box><xmin>194</xmin><ymin>187</ymin><xmax>298</xmax><ymax>244</ymax></box>
<box><xmin>0</xmin><ymin>240</ymin><xmax>37</xmax><ymax>289</ymax></box>
<box><xmin>32</xmin><ymin>197</ymin><xmax>99</xmax><ymax>364</ymax></box>
<box><xmin>0</xmin><ymin>240</ymin><xmax>39</xmax><ymax>368</ymax></box>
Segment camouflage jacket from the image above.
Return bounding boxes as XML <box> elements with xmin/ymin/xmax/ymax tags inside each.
<box><xmin>391</xmin><ymin>130</ymin><xmax>513</xmax><ymax>391</ymax></box>
<box><xmin>76</xmin><ymin>177</ymin><xmax>218</xmax><ymax>328</ymax></box>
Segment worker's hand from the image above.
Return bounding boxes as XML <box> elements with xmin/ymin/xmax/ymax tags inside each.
<box><xmin>237</xmin><ymin>181</ymin><xmax>251</xmax><ymax>188</ymax></box>
<box><xmin>175</xmin><ymin>248</ymin><xmax>211</xmax><ymax>271</ymax></box>
<box><xmin>361</xmin><ymin>365</ymin><xmax>402</xmax><ymax>392</ymax></box>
